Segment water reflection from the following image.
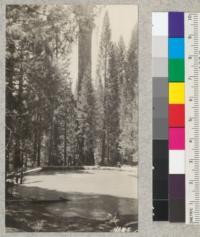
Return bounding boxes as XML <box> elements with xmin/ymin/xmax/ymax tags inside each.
<box><xmin>6</xmin><ymin>170</ymin><xmax>138</xmax><ymax>232</ymax></box>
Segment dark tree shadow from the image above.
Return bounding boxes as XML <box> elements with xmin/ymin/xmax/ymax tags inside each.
<box><xmin>6</xmin><ymin>184</ymin><xmax>138</xmax><ymax>232</ymax></box>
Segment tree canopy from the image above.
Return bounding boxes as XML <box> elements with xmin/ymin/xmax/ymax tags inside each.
<box><xmin>6</xmin><ymin>6</ymin><xmax>138</xmax><ymax>174</ymax></box>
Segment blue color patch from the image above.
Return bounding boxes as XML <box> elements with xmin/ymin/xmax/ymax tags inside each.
<box><xmin>169</xmin><ymin>38</ymin><xmax>184</xmax><ymax>59</ymax></box>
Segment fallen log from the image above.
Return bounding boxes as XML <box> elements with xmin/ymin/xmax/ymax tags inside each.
<box><xmin>6</xmin><ymin>167</ymin><xmax>42</xmax><ymax>179</ymax></box>
<box><xmin>42</xmin><ymin>166</ymin><xmax>84</xmax><ymax>171</ymax></box>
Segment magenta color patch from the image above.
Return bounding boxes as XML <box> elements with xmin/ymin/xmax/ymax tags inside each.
<box><xmin>169</xmin><ymin>128</ymin><xmax>185</xmax><ymax>150</ymax></box>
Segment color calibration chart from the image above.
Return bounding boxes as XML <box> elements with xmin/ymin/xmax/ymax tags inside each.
<box><xmin>153</xmin><ymin>12</ymin><xmax>200</xmax><ymax>224</ymax></box>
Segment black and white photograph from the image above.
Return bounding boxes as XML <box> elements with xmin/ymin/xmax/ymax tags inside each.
<box><xmin>6</xmin><ymin>4</ymin><xmax>138</xmax><ymax>232</ymax></box>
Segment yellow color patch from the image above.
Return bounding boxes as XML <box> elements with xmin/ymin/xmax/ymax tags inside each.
<box><xmin>169</xmin><ymin>83</ymin><xmax>185</xmax><ymax>104</ymax></box>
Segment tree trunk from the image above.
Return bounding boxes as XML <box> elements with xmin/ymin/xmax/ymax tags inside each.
<box><xmin>37</xmin><ymin>115</ymin><xmax>42</xmax><ymax>167</ymax></box>
<box><xmin>101</xmin><ymin>123</ymin><xmax>105</xmax><ymax>165</ymax></box>
<box><xmin>14</xmin><ymin>140</ymin><xmax>21</xmax><ymax>170</ymax></box>
<box><xmin>33</xmin><ymin>133</ymin><xmax>37</xmax><ymax>165</ymax></box>
<box><xmin>6</xmin><ymin>56</ymin><xmax>14</xmax><ymax>173</ymax></box>
<box><xmin>48</xmin><ymin>102</ymin><xmax>54</xmax><ymax>165</ymax></box>
<box><xmin>37</xmin><ymin>137</ymin><xmax>41</xmax><ymax>167</ymax></box>
<box><xmin>64</xmin><ymin>118</ymin><xmax>67</xmax><ymax>166</ymax></box>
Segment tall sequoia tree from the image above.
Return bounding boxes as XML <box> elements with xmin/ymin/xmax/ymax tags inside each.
<box><xmin>125</xmin><ymin>27</ymin><xmax>138</xmax><ymax>163</ymax></box>
<box><xmin>106</xmin><ymin>43</ymin><xmax>121</xmax><ymax>165</ymax></box>
<box><xmin>118</xmin><ymin>27</ymin><xmax>138</xmax><ymax>164</ymax></box>
<box><xmin>96</xmin><ymin>11</ymin><xmax>112</xmax><ymax>165</ymax></box>
<box><xmin>74</xmin><ymin>5</ymin><xmax>96</xmax><ymax>165</ymax></box>
<box><xmin>76</xmin><ymin>67</ymin><xmax>96</xmax><ymax>165</ymax></box>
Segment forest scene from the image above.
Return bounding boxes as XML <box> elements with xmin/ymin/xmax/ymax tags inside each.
<box><xmin>6</xmin><ymin>4</ymin><xmax>138</xmax><ymax>232</ymax></box>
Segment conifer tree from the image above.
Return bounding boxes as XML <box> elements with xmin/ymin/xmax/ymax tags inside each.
<box><xmin>96</xmin><ymin>11</ymin><xmax>112</xmax><ymax>164</ymax></box>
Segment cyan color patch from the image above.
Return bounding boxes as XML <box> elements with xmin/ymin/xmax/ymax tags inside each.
<box><xmin>169</xmin><ymin>38</ymin><xmax>184</xmax><ymax>59</ymax></box>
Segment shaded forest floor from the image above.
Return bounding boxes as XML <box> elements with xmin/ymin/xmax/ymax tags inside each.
<box><xmin>6</xmin><ymin>168</ymin><xmax>138</xmax><ymax>232</ymax></box>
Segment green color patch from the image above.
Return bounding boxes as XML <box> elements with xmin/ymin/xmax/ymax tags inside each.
<box><xmin>169</xmin><ymin>59</ymin><xmax>184</xmax><ymax>82</ymax></box>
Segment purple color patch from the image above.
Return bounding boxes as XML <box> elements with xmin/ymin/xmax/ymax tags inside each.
<box><xmin>169</xmin><ymin>174</ymin><xmax>185</xmax><ymax>199</ymax></box>
<box><xmin>169</xmin><ymin>12</ymin><xmax>184</xmax><ymax>38</ymax></box>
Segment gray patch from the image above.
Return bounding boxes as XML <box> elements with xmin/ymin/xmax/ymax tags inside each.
<box><xmin>153</xmin><ymin>97</ymin><xmax>168</xmax><ymax>119</ymax></box>
<box><xmin>153</xmin><ymin>118</ymin><xmax>168</xmax><ymax>139</ymax></box>
<box><xmin>153</xmin><ymin>77</ymin><xmax>168</xmax><ymax>98</ymax></box>
<box><xmin>152</xmin><ymin>36</ymin><xmax>168</xmax><ymax>58</ymax></box>
<box><xmin>152</xmin><ymin>58</ymin><xmax>168</xmax><ymax>77</ymax></box>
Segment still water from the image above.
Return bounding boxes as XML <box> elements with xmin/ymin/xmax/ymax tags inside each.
<box><xmin>6</xmin><ymin>169</ymin><xmax>138</xmax><ymax>232</ymax></box>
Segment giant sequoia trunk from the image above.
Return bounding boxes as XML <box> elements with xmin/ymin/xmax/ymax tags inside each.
<box><xmin>64</xmin><ymin>118</ymin><xmax>67</xmax><ymax>166</ymax></box>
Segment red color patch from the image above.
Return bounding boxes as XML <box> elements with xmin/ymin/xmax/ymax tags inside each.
<box><xmin>169</xmin><ymin>104</ymin><xmax>185</xmax><ymax>127</ymax></box>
